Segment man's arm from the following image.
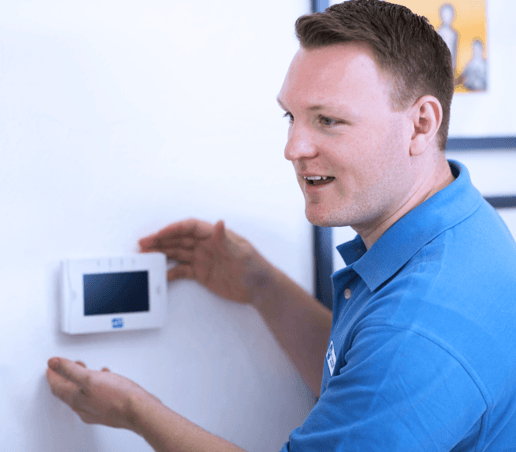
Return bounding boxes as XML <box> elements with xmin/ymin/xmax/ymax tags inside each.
<box><xmin>139</xmin><ymin>218</ymin><xmax>332</xmax><ymax>394</ymax></box>
<box><xmin>250</xmin><ymin>264</ymin><xmax>333</xmax><ymax>394</ymax></box>
<box><xmin>134</xmin><ymin>394</ymin><xmax>245</xmax><ymax>452</ymax></box>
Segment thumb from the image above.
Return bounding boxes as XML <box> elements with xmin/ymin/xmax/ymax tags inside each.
<box><xmin>48</xmin><ymin>357</ymin><xmax>90</xmax><ymax>388</ymax></box>
<box><xmin>213</xmin><ymin>220</ymin><xmax>226</xmax><ymax>244</ymax></box>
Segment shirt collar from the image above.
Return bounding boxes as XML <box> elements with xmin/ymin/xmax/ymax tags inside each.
<box><xmin>336</xmin><ymin>160</ymin><xmax>483</xmax><ymax>291</ymax></box>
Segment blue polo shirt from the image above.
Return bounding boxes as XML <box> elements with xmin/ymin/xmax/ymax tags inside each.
<box><xmin>281</xmin><ymin>161</ymin><xmax>516</xmax><ymax>451</ymax></box>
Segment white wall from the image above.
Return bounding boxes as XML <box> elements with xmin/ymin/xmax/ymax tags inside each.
<box><xmin>0</xmin><ymin>1</ymin><xmax>316</xmax><ymax>451</ymax></box>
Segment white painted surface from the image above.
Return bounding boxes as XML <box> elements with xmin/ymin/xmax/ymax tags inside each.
<box><xmin>0</xmin><ymin>1</ymin><xmax>316</xmax><ymax>451</ymax></box>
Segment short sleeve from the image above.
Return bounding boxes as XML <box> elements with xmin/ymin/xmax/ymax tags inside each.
<box><xmin>280</xmin><ymin>326</ymin><xmax>487</xmax><ymax>451</ymax></box>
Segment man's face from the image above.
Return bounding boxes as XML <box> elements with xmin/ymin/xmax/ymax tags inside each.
<box><xmin>277</xmin><ymin>43</ymin><xmax>416</xmax><ymax>231</ymax></box>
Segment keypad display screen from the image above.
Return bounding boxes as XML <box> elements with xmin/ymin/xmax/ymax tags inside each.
<box><xmin>83</xmin><ymin>271</ymin><xmax>149</xmax><ymax>316</ymax></box>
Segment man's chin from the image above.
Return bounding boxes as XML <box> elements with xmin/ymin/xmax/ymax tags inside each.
<box><xmin>305</xmin><ymin>207</ymin><xmax>350</xmax><ymax>228</ymax></box>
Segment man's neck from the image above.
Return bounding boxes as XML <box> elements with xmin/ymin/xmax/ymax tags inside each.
<box><xmin>357</xmin><ymin>158</ymin><xmax>456</xmax><ymax>250</ymax></box>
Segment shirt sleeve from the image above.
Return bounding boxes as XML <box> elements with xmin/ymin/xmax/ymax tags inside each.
<box><xmin>280</xmin><ymin>326</ymin><xmax>487</xmax><ymax>452</ymax></box>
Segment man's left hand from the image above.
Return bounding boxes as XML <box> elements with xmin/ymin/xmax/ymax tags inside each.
<box><xmin>46</xmin><ymin>357</ymin><xmax>161</xmax><ymax>432</ymax></box>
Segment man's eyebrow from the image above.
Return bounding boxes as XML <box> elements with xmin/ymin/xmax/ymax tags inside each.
<box><xmin>277</xmin><ymin>97</ymin><xmax>326</xmax><ymax>111</ymax></box>
<box><xmin>277</xmin><ymin>97</ymin><xmax>357</xmax><ymax>118</ymax></box>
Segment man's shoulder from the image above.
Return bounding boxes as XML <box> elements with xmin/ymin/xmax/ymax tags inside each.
<box><xmin>412</xmin><ymin>196</ymin><xmax>516</xmax><ymax>278</ymax></box>
<box><xmin>389</xmin><ymin>200</ymin><xmax>516</xmax><ymax>305</ymax></box>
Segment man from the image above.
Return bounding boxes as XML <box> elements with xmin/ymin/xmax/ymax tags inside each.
<box><xmin>47</xmin><ymin>1</ymin><xmax>516</xmax><ymax>450</ymax></box>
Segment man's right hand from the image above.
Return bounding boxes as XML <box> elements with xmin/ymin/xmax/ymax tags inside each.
<box><xmin>139</xmin><ymin>219</ymin><xmax>275</xmax><ymax>306</ymax></box>
<box><xmin>140</xmin><ymin>217</ymin><xmax>332</xmax><ymax>394</ymax></box>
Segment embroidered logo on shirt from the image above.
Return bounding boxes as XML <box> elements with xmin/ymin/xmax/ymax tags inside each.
<box><xmin>326</xmin><ymin>340</ymin><xmax>336</xmax><ymax>376</ymax></box>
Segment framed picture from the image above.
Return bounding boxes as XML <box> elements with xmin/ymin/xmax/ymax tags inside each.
<box><xmin>399</xmin><ymin>0</ymin><xmax>488</xmax><ymax>94</ymax></box>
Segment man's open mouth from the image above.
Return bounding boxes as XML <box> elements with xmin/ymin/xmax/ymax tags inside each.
<box><xmin>304</xmin><ymin>176</ymin><xmax>335</xmax><ymax>186</ymax></box>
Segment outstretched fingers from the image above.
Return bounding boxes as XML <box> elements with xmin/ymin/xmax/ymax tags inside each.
<box><xmin>142</xmin><ymin>237</ymin><xmax>198</xmax><ymax>252</ymax></box>
<box><xmin>139</xmin><ymin>219</ymin><xmax>216</xmax><ymax>251</ymax></box>
<box><xmin>46</xmin><ymin>358</ymin><xmax>92</xmax><ymax>407</ymax></box>
<box><xmin>48</xmin><ymin>358</ymin><xmax>90</xmax><ymax>388</ymax></box>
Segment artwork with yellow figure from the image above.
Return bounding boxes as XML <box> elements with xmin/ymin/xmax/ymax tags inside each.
<box><xmin>390</xmin><ymin>0</ymin><xmax>487</xmax><ymax>93</ymax></box>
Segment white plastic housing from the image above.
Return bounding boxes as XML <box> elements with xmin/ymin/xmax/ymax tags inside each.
<box><xmin>61</xmin><ymin>253</ymin><xmax>167</xmax><ymax>334</ymax></box>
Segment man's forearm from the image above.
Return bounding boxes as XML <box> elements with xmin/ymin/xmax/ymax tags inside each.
<box><xmin>131</xmin><ymin>394</ymin><xmax>247</xmax><ymax>452</ymax></box>
<box><xmin>127</xmin><ymin>260</ymin><xmax>333</xmax><ymax>451</ymax></box>
<box><xmin>249</xmin><ymin>261</ymin><xmax>333</xmax><ymax>395</ymax></box>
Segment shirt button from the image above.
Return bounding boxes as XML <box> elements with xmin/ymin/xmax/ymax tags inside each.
<box><xmin>344</xmin><ymin>288</ymin><xmax>352</xmax><ymax>300</ymax></box>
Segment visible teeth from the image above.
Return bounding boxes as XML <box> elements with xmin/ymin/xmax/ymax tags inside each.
<box><xmin>305</xmin><ymin>176</ymin><xmax>328</xmax><ymax>180</ymax></box>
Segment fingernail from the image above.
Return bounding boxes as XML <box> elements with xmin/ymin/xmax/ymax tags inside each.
<box><xmin>141</xmin><ymin>234</ymin><xmax>155</xmax><ymax>245</ymax></box>
<box><xmin>48</xmin><ymin>358</ymin><xmax>59</xmax><ymax>371</ymax></box>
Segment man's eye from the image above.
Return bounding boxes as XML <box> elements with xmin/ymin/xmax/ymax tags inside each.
<box><xmin>320</xmin><ymin>116</ymin><xmax>337</xmax><ymax>126</ymax></box>
<box><xmin>283</xmin><ymin>112</ymin><xmax>294</xmax><ymax>122</ymax></box>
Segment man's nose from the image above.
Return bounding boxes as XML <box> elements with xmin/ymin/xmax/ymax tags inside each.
<box><xmin>284</xmin><ymin>124</ymin><xmax>318</xmax><ymax>162</ymax></box>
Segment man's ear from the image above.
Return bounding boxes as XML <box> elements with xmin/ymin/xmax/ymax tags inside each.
<box><xmin>409</xmin><ymin>95</ymin><xmax>442</xmax><ymax>156</ymax></box>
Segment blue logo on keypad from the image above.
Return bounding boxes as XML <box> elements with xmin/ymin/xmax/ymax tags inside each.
<box><xmin>112</xmin><ymin>318</ymin><xmax>124</xmax><ymax>329</ymax></box>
